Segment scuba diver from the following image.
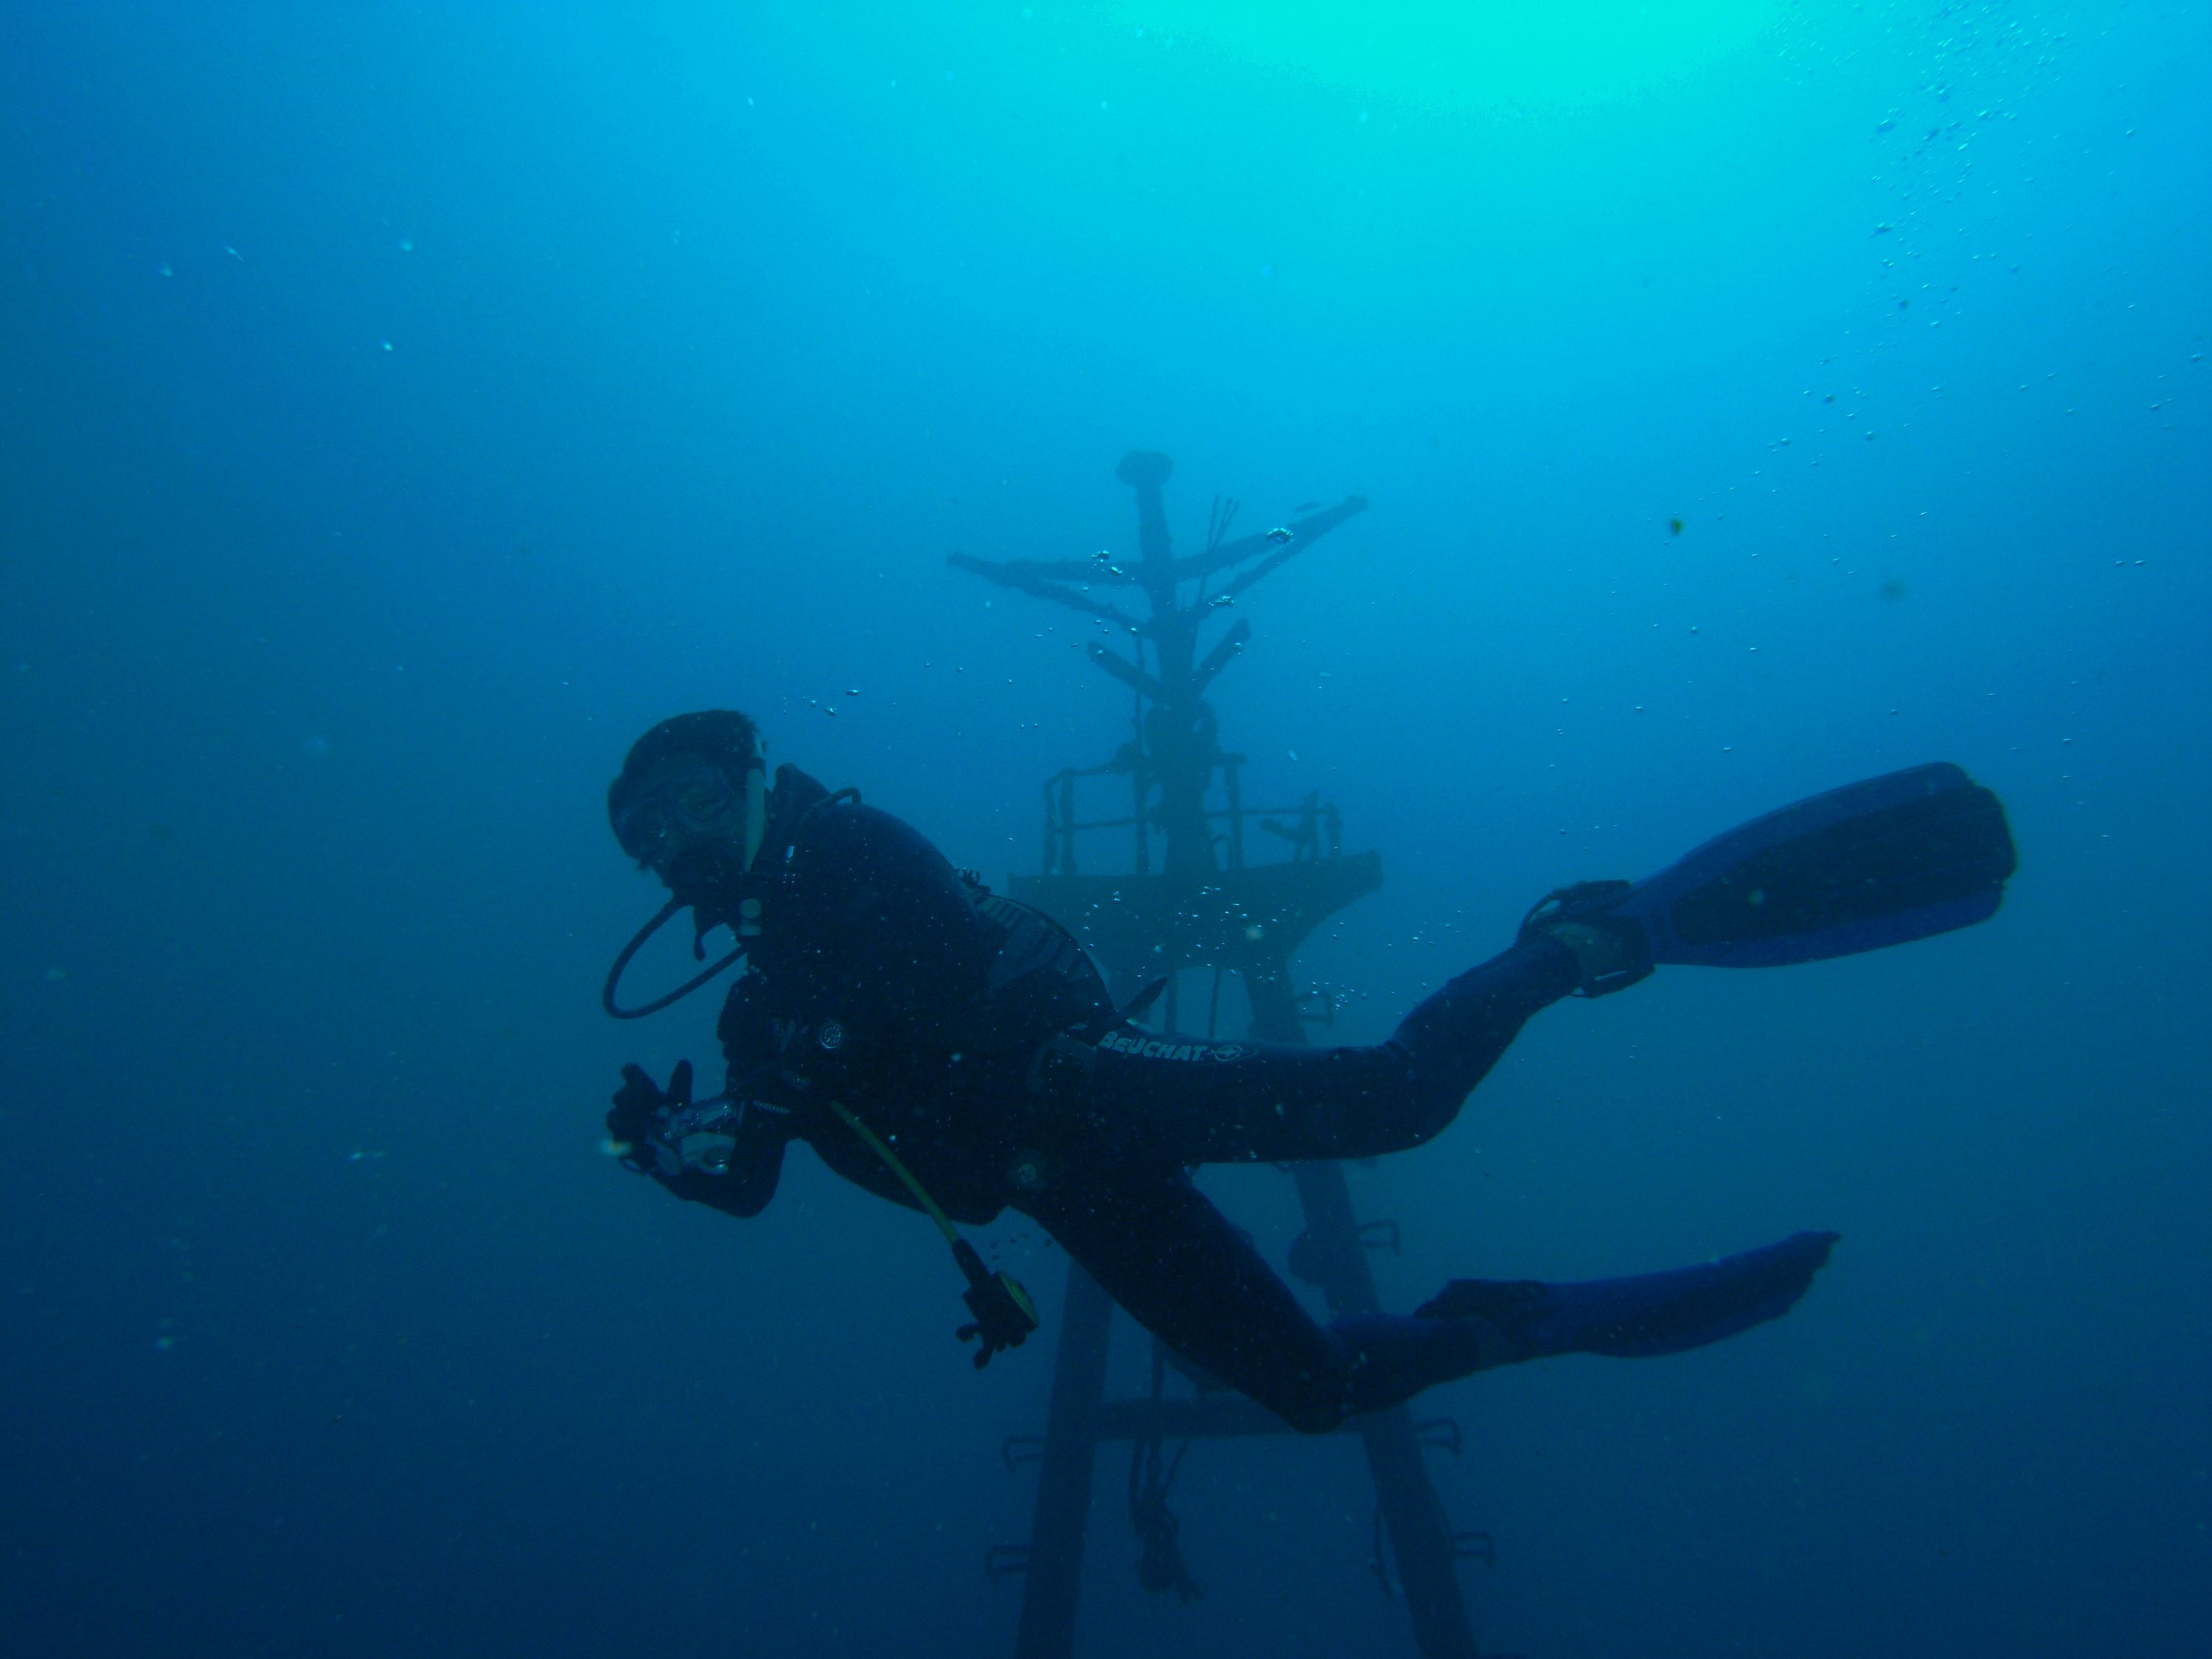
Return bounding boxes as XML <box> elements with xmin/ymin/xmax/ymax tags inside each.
<box><xmin>600</xmin><ymin>709</ymin><xmax>2016</xmax><ymax>1433</ymax></box>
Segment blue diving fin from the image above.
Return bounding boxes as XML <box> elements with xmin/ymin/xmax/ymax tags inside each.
<box><xmin>1529</xmin><ymin>762</ymin><xmax>2017</xmax><ymax>981</ymax></box>
<box><xmin>1416</xmin><ymin>1230</ymin><xmax>1840</xmax><ymax>1360</ymax></box>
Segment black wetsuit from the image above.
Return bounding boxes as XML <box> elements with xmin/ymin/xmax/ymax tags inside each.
<box><xmin>640</xmin><ymin>766</ymin><xmax>1584</xmax><ymax>1432</ymax></box>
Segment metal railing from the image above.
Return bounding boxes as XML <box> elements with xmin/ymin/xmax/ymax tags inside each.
<box><xmin>1040</xmin><ymin>754</ymin><xmax>1343</xmax><ymax>877</ymax></box>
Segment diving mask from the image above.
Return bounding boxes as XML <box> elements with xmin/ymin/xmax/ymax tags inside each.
<box><xmin>613</xmin><ymin>758</ymin><xmax>766</xmax><ymax>873</ymax></box>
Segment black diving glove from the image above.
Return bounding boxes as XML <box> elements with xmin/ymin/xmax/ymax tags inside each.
<box><xmin>607</xmin><ymin>1060</ymin><xmax>694</xmax><ymax>1177</ymax></box>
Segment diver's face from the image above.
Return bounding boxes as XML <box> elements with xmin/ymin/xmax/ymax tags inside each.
<box><xmin>613</xmin><ymin>757</ymin><xmax>750</xmax><ymax>883</ymax></box>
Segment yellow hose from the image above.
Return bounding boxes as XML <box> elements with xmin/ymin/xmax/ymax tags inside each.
<box><xmin>822</xmin><ymin>1099</ymin><xmax>962</xmax><ymax>1250</ymax></box>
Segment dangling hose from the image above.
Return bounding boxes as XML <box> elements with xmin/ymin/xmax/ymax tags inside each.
<box><xmin>602</xmin><ymin>783</ymin><xmax>861</xmax><ymax>1021</ymax></box>
<box><xmin>602</xmin><ymin>896</ymin><xmax>745</xmax><ymax>1020</ymax></box>
<box><xmin>821</xmin><ymin>1099</ymin><xmax>1040</xmax><ymax>1368</ymax></box>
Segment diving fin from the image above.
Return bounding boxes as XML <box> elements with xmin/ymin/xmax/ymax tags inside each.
<box><xmin>1532</xmin><ymin>762</ymin><xmax>2016</xmax><ymax>977</ymax></box>
<box><xmin>1416</xmin><ymin>1230</ymin><xmax>1840</xmax><ymax>1361</ymax></box>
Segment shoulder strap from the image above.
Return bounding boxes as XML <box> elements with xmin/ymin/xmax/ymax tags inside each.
<box><xmin>961</xmin><ymin>881</ymin><xmax>1107</xmax><ymax>1006</ymax></box>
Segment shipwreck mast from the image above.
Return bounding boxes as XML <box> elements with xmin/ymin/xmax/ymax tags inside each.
<box><xmin>953</xmin><ymin>453</ymin><xmax>1495</xmax><ymax>1659</ymax></box>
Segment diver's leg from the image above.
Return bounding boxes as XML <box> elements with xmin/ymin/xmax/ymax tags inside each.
<box><xmin>1026</xmin><ymin>1159</ymin><xmax>1840</xmax><ymax>1433</ymax></box>
<box><xmin>1023</xmin><ymin>1170</ymin><xmax>1840</xmax><ymax>1432</ymax></box>
<box><xmin>1082</xmin><ymin>935</ymin><xmax>1582</xmax><ymax>1166</ymax></box>
<box><xmin>1020</xmin><ymin>1164</ymin><xmax>1507</xmax><ymax>1433</ymax></box>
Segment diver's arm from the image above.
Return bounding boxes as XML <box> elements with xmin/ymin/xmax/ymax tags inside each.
<box><xmin>635</xmin><ymin>971</ymin><xmax>796</xmax><ymax>1218</ymax></box>
<box><xmin>605</xmin><ymin>1054</ymin><xmax>793</xmax><ymax>1220</ymax></box>
<box><xmin>655</xmin><ymin>1114</ymin><xmax>788</xmax><ymax>1217</ymax></box>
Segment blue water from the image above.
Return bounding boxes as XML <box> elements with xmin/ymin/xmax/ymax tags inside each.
<box><xmin>4</xmin><ymin>5</ymin><xmax>2205</xmax><ymax>1655</ymax></box>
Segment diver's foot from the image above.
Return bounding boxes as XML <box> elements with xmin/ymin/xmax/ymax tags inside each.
<box><xmin>1415</xmin><ymin>1231</ymin><xmax>1841</xmax><ymax>1362</ymax></box>
<box><xmin>1519</xmin><ymin>880</ymin><xmax>1655</xmax><ymax>995</ymax></box>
